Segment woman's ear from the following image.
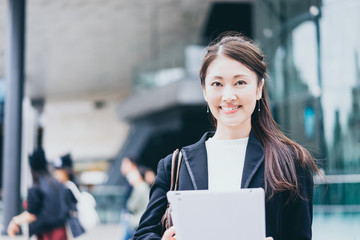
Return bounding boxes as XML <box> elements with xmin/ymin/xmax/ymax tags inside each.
<box><xmin>256</xmin><ymin>79</ymin><xmax>265</xmax><ymax>100</ymax></box>
<box><xmin>202</xmin><ymin>87</ymin><xmax>208</xmax><ymax>102</ymax></box>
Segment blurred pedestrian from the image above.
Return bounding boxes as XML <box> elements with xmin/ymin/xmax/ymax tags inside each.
<box><xmin>120</xmin><ymin>156</ymin><xmax>150</xmax><ymax>240</ymax></box>
<box><xmin>53</xmin><ymin>154</ymin><xmax>76</xmax><ymax>184</ymax></box>
<box><xmin>53</xmin><ymin>153</ymin><xmax>78</xmax><ymax>208</ymax></box>
<box><xmin>7</xmin><ymin>147</ymin><xmax>69</xmax><ymax>239</ymax></box>
<box><xmin>138</xmin><ymin>165</ymin><xmax>155</xmax><ymax>186</ymax></box>
<box><xmin>52</xmin><ymin>153</ymin><xmax>98</xmax><ymax>238</ymax></box>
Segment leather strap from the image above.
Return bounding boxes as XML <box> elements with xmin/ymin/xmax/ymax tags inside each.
<box><xmin>174</xmin><ymin>150</ymin><xmax>182</xmax><ymax>191</ymax></box>
<box><xmin>161</xmin><ymin>149</ymin><xmax>183</xmax><ymax>232</ymax></box>
<box><xmin>170</xmin><ymin>149</ymin><xmax>179</xmax><ymax>191</ymax></box>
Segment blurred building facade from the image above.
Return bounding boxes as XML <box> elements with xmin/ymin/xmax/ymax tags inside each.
<box><xmin>255</xmin><ymin>2</ymin><xmax>360</xmax><ymax>237</ymax></box>
<box><xmin>255</xmin><ymin>0</ymin><xmax>360</xmax><ymax>207</ymax></box>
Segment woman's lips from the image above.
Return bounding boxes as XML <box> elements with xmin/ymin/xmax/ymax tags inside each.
<box><xmin>220</xmin><ymin>105</ymin><xmax>241</xmax><ymax>113</ymax></box>
<box><xmin>220</xmin><ymin>106</ymin><xmax>240</xmax><ymax>111</ymax></box>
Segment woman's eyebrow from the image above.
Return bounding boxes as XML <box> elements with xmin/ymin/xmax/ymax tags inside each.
<box><xmin>209</xmin><ymin>75</ymin><xmax>223</xmax><ymax>80</ymax></box>
<box><xmin>233</xmin><ymin>74</ymin><xmax>250</xmax><ymax>79</ymax></box>
<box><xmin>209</xmin><ymin>74</ymin><xmax>250</xmax><ymax>80</ymax></box>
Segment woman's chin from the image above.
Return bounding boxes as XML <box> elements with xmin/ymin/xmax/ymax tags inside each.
<box><xmin>218</xmin><ymin>120</ymin><xmax>250</xmax><ymax>129</ymax></box>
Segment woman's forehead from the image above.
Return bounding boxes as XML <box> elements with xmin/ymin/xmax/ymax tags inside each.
<box><xmin>206</xmin><ymin>55</ymin><xmax>257</xmax><ymax>79</ymax></box>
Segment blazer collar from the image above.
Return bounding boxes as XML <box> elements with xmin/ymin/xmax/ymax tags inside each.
<box><xmin>182</xmin><ymin>132</ymin><xmax>213</xmax><ymax>190</ymax></box>
<box><xmin>182</xmin><ymin>131</ymin><xmax>264</xmax><ymax>190</ymax></box>
<box><xmin>241</xmin><ymin>131</ymin><xmax>265</xmax><ymax>188</ymax></box>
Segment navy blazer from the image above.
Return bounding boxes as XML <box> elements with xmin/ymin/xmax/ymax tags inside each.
<box><xmin>133</xmin><ymin>132</ymin><xmax>313</xmax><ymax>240</ymax></box>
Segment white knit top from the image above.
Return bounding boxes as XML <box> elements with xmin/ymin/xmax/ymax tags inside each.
<box><xmin>205</xmin><ymin>137</ymin><xmax>249</xmax><ymax>191</ymax></box>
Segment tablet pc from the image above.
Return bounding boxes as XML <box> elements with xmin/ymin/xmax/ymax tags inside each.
<box><xmin>167</xmin><ymin>188</ymin><xmax>265</xmax><ymax>240</ymax></box>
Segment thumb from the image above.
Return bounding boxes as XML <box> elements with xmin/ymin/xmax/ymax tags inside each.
<box><xmin>162</xmin><ymin>227</ymin><xmax>176</xmax><ymax>240</ymax></box>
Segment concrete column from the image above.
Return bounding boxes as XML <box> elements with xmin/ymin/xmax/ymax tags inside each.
<box><xmin>1</xmin><ymin>0</ymin><xmax>26</xmax><ymax>235</ymax></box>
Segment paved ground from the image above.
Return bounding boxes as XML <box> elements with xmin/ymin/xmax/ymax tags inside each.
<box><xmin>0</xmin><ymin>224</ymin><xmax>124</xmax><ymax>240</ymax></box>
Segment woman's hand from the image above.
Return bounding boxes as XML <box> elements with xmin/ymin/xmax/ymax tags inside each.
<box><xmin>7</xmin><ymin>212</ymin><xmax>37</xmax><ymax>238</ymax></box>
<box><xmin>7</xmin><ymin>219</ymin><xmax>20</xmax><ymax>238</ymax></box>
<box><xmin>162</xmin><ymin>227</ymin><xmax>176</xmax><ymax>240</ymax></box>
<box><xmin>266</xmin><ymin>237</ymin><xmax>273</xmax><ymax>240</ymax></box>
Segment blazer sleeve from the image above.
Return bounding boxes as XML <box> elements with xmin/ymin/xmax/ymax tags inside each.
<box><xmin>281</xmin><ymin>164</ymin><xmax>314</xmax><ymax>240</ymax></box>
<box><xmin>133</xmin><ymin>155</ymin><xmax>172</xmax><ymax>240</ymax></box>
<box><xmin>27</xmin><ymin>186</ymin><xmax>43</xmax><ymax>215</ymax></box>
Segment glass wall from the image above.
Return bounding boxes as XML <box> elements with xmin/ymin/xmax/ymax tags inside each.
<box><xmin>255</xmin><ymin>0</ymin><xmax>360</xmax><ymax>239</ymax></box>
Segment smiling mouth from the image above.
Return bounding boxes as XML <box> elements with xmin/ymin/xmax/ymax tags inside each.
<box><xmin>220</xmin><ymin>106</ymin><xmax>241</xmax><ymax>111</ymax></box>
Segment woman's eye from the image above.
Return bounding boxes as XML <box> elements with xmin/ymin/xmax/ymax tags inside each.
<box><xmin>211</xmin><ymin>82</ymin><xmax>222</xmax><ymax>87</ymax></box>
<box><xmin>236</xmin><ymin>80</ymin><xmax>246</xmax><ymax>86</ymax></box>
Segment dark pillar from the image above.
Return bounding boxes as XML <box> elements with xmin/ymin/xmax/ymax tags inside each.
<box><xmin>1</xmin><ymin>0</ymin><xmax>26</xmax><ymax>235</ymax></box>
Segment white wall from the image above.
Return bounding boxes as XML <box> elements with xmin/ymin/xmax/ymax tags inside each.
<box><xmin>43</xmin><ymin>98</ymin><xmax>129</xmax><ymax>164</ymax></box>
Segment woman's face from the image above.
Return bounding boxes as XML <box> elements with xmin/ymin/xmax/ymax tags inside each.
<box><xmin>53</xmin><ymin>169</ymin><xmax>69</xmax><ymax>183</ymax></box>
<box><xmin>203</xmin><ymin>55</ymin><xmax>263</xmax><ymax>138</ymax></box>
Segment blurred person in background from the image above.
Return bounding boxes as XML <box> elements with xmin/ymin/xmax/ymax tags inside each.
<box><xmin>7</xmin><ymin>147</ymin><xmax>69</xmax><ymax>239</ymax></box>
<box><xmin>120</xmin><ymin>156</ymin><xmax>150</xmax><ymax>240</ymax></box>
<box><xmin>53</xmin><ymin>154</ymin><xmax>76</xmax><ymax>185</ymax></box>
<box><xmin>53</xmin><ymin>153</ymin><xmax>99</xmax><ymax>237</ymax></box>
<box><xmin>52</xmin><ymin>154</ymin><xmax>78</xmax><ymax>217</ymax></box>
<box><xmin>138</xmin><ymin>165</ymin><xmax>156</xmax><ymax>187</ymax></box>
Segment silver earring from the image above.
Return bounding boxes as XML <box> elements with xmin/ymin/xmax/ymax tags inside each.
<box><xmin>258</xmin><ymin>100</ymin><xmax>261</xmax><ymax>112</ymax></box>
<box><xmin>207</xmin><ymin>105</ymin><xmax>209</xmax><ymax>113</ymax></box>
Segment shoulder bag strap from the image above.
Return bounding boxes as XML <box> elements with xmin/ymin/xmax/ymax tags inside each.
<box><xmin>170</xmin><ymin>149</ymin><xmax>179</xmax><ymax>191</ymax></box>
<box><xmin>174</xmin><ymin>150</ymin><xmax>182</xmax><ymax>191</ymax></box>
<box><xmin>65</xmin><ymin>180</ymin><xmax>81</xmax><ymax>201</ymax></box>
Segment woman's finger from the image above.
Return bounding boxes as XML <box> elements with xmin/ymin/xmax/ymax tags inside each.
<box><xmin>265</xmin><ymin>237</ymin><xmax>273</xmax><ymax>240</ymax></box>
<box><xmin>162</xmin><ymin>227</ymin><xmax>176</xmax><ymax>240</ymax></box>
<box><xmin>7</xmin><ymin>222</ymin><xmax>19</xmax><ymax>238</ymax></box>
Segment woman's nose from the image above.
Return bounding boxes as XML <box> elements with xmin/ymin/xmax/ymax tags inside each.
<box><xmin>222</xmin><ymin>87</ymin><xmax>237</xmax><ymax>102</ymax></box>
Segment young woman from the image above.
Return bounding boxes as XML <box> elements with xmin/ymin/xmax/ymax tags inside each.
<box><xmin>53</xmin><ymin>154</ymin><xmax>76</xmax><ymax>185</ymax></box>
<box><xmin>120</xmin><ymin>156</ymin><xmax>151</xmax><ymax>240</ymax></box>
<box><xmin>133</xmin><ymin>33</ymin><xmax>319</xmax><ymax>240</ymax></box>
<box><xmin>7</xmin><ymin>147</ymin><xmax>69</xmax><ymax>239</ymax></box>
<box><xmin>53</xmin><ymin>154</ymin><xmax>79</xmax><ymax>219</ymax></box>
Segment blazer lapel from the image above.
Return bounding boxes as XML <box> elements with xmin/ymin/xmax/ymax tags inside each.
<box><xmin>241</xmin><ymin>131</ymin><xmax>265</xmax><ymax>188</ymax></box>
<box><xmin>182</xmin><ymin>132</ymin><xmax>211</xmax><ymax>190</ymax></box>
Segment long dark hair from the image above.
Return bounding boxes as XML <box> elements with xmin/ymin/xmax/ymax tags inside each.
<box><xmin>29</xmin><ymin>147</ymin><xmax>58</xmax><ymax>190</ymax></box>
<box><xmin>200</xmin><ymin>33</ymin><xmax>319</xmax><ymax>198</ymax></box>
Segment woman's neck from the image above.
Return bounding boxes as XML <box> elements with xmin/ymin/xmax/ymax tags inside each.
<box><xmin>213</xmin><ymin>124</ymin><xmax>251</xmax><ymax>140</ymax></box>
